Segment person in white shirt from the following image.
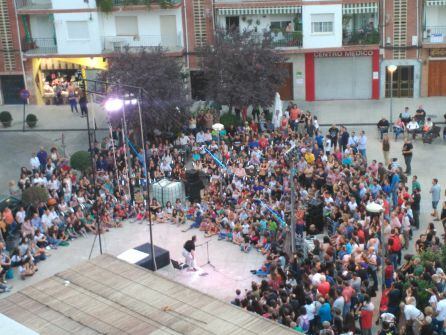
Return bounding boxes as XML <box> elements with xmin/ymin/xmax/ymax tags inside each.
<box><xmin>357</xmin><ymin>130</ymin><xmax>367</xmax><ymax>159</ymax></box>
<box><xmin>30</xmin><ymin>153</ymin><xmax>40</xmax><ymax>173</ymax></box>
<box><xmin>404</xmin><ymin>296</ymin><xmax>424</xmax><ymax>335</ymax></box>
<box><xmin>196</xmin><ymin>130</ymin><xmax>205</xmax><ymax>144</ymax></box>
<box><xmin>434</xmin><ymin>296</ymin><xmax>446</xmax><ymax>333</ymax></box>
<box><xmin>407</xmin><ymin>118</ymin><xmax>420</xmax><ymax>139</ymax></box>
<box><xmin>160</xmin><ymin>160</ymin><xmax>172</xmax><ymax>175</ymax></box>
<box><xmin>15</xmin><ymin>207</ymin><xmax>26</xmax><ymax>225</ymax></box>
<box><xmin>41</xmin><ymin>209</ymin><xmax>53</xmax><ymax>231</ymax></box>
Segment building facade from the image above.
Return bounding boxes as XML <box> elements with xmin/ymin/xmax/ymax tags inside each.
<box><xmin>0</xmin><ymin>0</ymin><xmax>441</xmax><ymax>104</ymax></box>
<box><xmin>9</xmin><ymin>0</ymin><xmax>184</xmax><ymax>104</ymax></box>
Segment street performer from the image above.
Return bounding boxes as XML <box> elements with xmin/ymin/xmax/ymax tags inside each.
<box><xmin>182</xmin><ymin>235</ymin><xmax>197</xmax><ymax>271</ymax></box>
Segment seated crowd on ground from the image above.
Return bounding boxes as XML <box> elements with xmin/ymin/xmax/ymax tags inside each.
<box><xmin>0</xmin><ymin>103</ymin><xmax>444</xmax><ymax>335</ymax></box>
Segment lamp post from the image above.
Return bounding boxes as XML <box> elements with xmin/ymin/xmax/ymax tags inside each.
<box><xmin>80</xmin><ymin>78</ymin><xmax>102</xmax><ymax>255</ymax></box>
<box><xmin>388</xmin><ymin>65</ymin><xmax>397</xmax><ymax>126</ymax></box>
<box><xmin>212</xmin><ymin>123</ymin><xmax>225</xmax><ymax>197</ymax></box>
<box><xmin>105</xmin><ymin>94</ymin><xmax>157</xmax><ymax>271</ymax></box>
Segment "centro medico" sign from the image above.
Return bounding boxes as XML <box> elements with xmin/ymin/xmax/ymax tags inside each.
<box><xmin>314</xmin><ymin>50</ymin><xmax>375</xmax><ymax>58</ymax></box>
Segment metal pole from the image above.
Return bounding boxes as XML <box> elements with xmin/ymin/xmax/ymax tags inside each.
<box><xmin>22</xmin><ymin>100</ymin><xmax>26</xmax><ymax>132</ymax></box>
<box><xmin>122</xmin><ymin>101</ymin><xmax>134</xmax><ymax>203</ymax></box>
<box><xmin>84</xmin><ymin>79</ymin><xmax>102</xmax><ymax>254</ymax></box>
<box><xmin>390</xmin><ymin>72</ymin><xmax>394</xmax><ymax>125</ymax></box>
<box><xmin>121</xmin><ymin>122</ymin><xmax>131</xmax><ymax>200</ymax></box>
<box><xmin>290</xmin><ymin>167</ymin><xmax>296</xmax><ymax>254</ymax></box>
<box><xmin>108</xmin><ymin>123</ymin><xmax>121</xmax><ymax>193</ymax></box>
<box><xmin>137</xmin><ymin>100</ymin><xmax>157</xmax><ymax>271</ymax></box>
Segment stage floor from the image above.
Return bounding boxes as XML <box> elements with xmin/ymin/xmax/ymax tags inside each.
<box><xmin>0</xmin><ymin>220</ymin><xmax>264</xmax><ymax>302</ymax></box>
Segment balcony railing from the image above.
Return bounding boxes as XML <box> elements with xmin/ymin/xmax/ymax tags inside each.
<box><xmin>22</xmin><ymin>38</ymin><xmax>57</xmax><ymax>55</ymax></box>
<box><xmin>112</xmin><ymin>0</ymin><xmax>181</xmax><ymax>6</ymax></box>
<box><xmin>103</xmin><ymin>35</ymin><xmax>183</xmax><ymax>53</ymax></box>
<box><xmin>343</xmin><ymin>29</ymin><xmax>379</xmax><ymax>45</ymax></box>
<box><xmin>253</xmin><ymin>31</ymin><xmax>303</xmax><ymax>48</ymax></box>
<box><xmin>15</xmin><ymin>0</ymin><xmax>52</xmax><ymax>10</ymax></box>
<box><xmin>423</xmin><ymin>26</ymin><xmax>446</xmax><ymax>43</ymax></box>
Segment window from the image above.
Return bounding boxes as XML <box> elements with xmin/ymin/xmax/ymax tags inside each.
<box><xmin>270</xmin><ymin>21</ymin><xmax>291</xmax><ymax>30</ymax></box>
<box><xmin>311</xmin><ymin>14</ymin><xmax>334</xmax><ymax>34</ymax></box>
<box><xmin>66</xmin><ymin>21</ymin><xmax>90</xmax><ymax>40</ymax></box>
<box><xmin>115</xmin><ymin>16</ymin><xmax>139</xmax><ymax>36</ymax></box>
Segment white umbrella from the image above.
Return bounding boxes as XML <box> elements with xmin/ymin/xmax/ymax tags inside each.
<box><xmin>272</xmin><ymin>92</ymin><xmax>283</xmax><ymax>129</ymax></box>
<box><xmin>366</xmin><ymin>202</ymin><xmax>384</xmax><ymax>213</ymax></box>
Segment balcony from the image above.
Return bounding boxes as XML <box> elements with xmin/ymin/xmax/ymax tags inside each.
<box><xmin>15</xmin><ymin>0</ymin><xmax>52</xmax><ymax>10</ymax></box>
<box><xmin>253</xmin><ymin>31</ymin><xmax>303</xmax><ymax>48</ymax></box>
<box><xmin>102</xmin><ymin>35</ymin><xmax>183</xmax><ymax>53</ymax></box>
<box><xmin>423</xmin><ymin>26</ymin><xmax>446</xmax><ymax>44</ymax></box>
<box><xmin>343</xmin><ymin>29</ymin><xmax>379</xmax><ymax>45</ymax></box>
<box><xmin>111</xmin><ymin>0</ymin><xmax>181</xmax><ymax>5</ymax></box>
<box><xmin>22</xmin><ymin>37</ymin><xmax>57</xmax><ymax>55</ymax></box>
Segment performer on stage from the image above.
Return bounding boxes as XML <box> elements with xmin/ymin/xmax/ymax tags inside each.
<box><xmin>182</xmin><ymin>235</ymin><xmax>197</xmax><ymax>271</ymax></box>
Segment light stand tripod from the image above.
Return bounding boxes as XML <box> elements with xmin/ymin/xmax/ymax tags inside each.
<box><xmin>199</xmin><ymin>241</ymin><xmax>216</xmax><ymax>270</ymax></box>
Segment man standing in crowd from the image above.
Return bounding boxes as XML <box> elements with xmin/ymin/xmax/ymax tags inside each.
<box><xmin>402</xmin><ymin>138</ymin><xmax>413</xmax><ymax>175</ymax></box>
<box><xmin>430</xmin><ymin>178</ymin><xmax>441</xmax><ymax>221</ymax></box>
<box><xmin>377</xmin><ymin>117</ymin><xmax>390</xmax><ymax>140</ymax></box>
<box><xmin>358</xmin><ymin>130</ymin><xmax>367</xmax><ymax>160</ymax></box>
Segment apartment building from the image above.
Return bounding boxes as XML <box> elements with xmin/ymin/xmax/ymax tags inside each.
<box><xmin>206</xmin><ymin>0</ymin><xmax>380</xmax><ymax>101</ymax></box>
<box><xmin>420</xmin><ymin>0</ymin><xmax>446</xmax><ymax>96</ymax></box>
<box><xmin>9</xmin><ymin>0</ymin><xmax>184</xmax><ymax>104</ymax></box>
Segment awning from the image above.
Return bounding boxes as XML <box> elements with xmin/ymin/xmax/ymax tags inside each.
<box><xmin>426</xmin><ymin>0</ymin><xmax>446</xmax><ymax>5</ymax></box>
<box><xmin>217</xmin><ymin>6</ymin><xmax>301</xmax><ymax>16</ymax></box>
<box><xmin>342</xmin><ymin>3</ymin><xmax>378</xmax><ymax>14</ymax></box>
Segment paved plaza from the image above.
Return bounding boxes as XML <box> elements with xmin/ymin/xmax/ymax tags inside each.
<box><xmin>1</xmin><ymin>99</ymin><xmax>445</xmax><ymax>304</ymax></box>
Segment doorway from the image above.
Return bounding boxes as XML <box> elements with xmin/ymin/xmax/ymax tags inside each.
<box><xmin>385</xmin><ymin>65</ymin><xmax>414</xmax><ymax>97</ymax></box>
<box><xmin>225</xmin><ymin>16</ymin><xmax>239</xmax><ymax>31</ymax></box>
<box><xmin>277</xmin><ymin>63</ymin><xmax>293</xmax><ymax>101</ymax></box>
<box><xmin>1</xmin><ymin>75</ymin><xmax>25</xmax><ymax>104</ymax></box>
<box><xmin>428</xmin><ymin>61</ymin><xmax>446</xmax><ymax>96</ymax></box>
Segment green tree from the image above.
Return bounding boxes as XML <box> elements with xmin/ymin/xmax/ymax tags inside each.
<box><xmin>22</xmin><ymin>186</ymin><xmax>49</xmax><ymax>207</ymax></box>
<box><xmin>198</xmin><ymin>29</ymin><xmax>288</xmax><ymax>112</ymax></box>
<box><xmin>70</xmin><ymin>151</ymin><xmax>91</xmax><ymax>174</ymax></box>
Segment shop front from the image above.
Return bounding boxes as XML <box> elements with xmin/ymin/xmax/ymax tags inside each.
<box><xmin>305</xmin><ymin>49</ymin><xmax>379</xmax><ymax>101</ymax></box>
<box><xmin>25</xmin><ymin>57</ymin><xmax>107</xmax><ymax>105</ymax></box>
<box><xmin>427</xmin><ymin>48</ymin><xmax>446</xmax><ymax>96</ymax></box>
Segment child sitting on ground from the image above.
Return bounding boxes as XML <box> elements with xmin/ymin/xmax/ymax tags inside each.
<box><xmin>240</xmin><ymin>235</ymin><xmax>251</xmax><ymax>253</ymax></box>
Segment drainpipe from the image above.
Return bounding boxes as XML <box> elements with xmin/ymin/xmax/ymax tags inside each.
<box><xmin>416</xmin><ymin>0</ymin><xmax>419</xmax><ymax>59</ymax></box>
<box><xmin>12</xmin><ymin>0</ymin><xmax>27</xmax><ymax>90</ymax></box>
<box><xmin>183</xmin><ymin>0</ymin><xmax>190</xmax><ymax>68</ymax></box>
<box><xmin>382</xmin><ymin>0</ymin><xmax>385</xmax><ymax>50</ymax></box>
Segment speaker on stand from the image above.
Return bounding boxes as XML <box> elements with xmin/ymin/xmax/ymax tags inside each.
<box><xmin>185</xmin><ymin>169</ymin><xmax>204</xmax><ymax>203</ymax></box>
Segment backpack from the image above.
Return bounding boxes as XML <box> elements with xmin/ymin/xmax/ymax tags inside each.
<box><xmin>300</xmin><ymin>316</ymin><xmax>310</xmax><ymax>332</ymax></box>
<box><xmin>390</xmin><ymin>235</ymin><xmax>402</xmax><ymax>252</ymax></box>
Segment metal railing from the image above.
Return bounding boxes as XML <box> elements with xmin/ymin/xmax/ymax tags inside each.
<box><xmin>112</xmin><ymin>0</ymin><xmax>181</xmax><ymax>5</ymax></box>
<box><xmin>342</xmin><ymin>28</ymin><xmax>379</xmax><ymax>45</ymax></box>
<box><xmin>15</xmin><ymin>0</ymin><xmax>52</xmax><ymax>10</ymax></box>
<box><xmin>22</xmin><ymin>37</ymin><xmax>57</xmax><ymax>55</ymax></box>
<box><xmin>424</xmin><ymin>26</ymin><xmax>446</xmax><ymax>43</ymax></box>
<box><xmin>102</xmin><ymin>35</ymin><xmax>183</xmax><ymax>53</ymax></box>
<box><xmin>253</xmin><ymin>31</ymin><xmax>303</xmax><ymax>48</ymax></box>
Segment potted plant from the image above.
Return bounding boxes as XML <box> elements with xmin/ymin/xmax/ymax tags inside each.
<box><xmin>26</xmin><ymin>113</ymin><xmax>37</xmax><ymax>128</ymax></box>
<box><xmin>0</xmin><ymin>111</ymin><xmax>12</xmax><ymax>127</ymax></box>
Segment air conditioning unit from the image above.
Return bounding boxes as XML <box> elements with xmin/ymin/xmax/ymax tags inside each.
<box><xmin>386</xmin><ymin>37</ymin><xmax>391</xmax><ymax>46</ymax></box>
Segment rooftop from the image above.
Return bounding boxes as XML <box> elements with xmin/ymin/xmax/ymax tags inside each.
<box><xmin>0</xmin><ymin>254</ymin><xmax>300</xmax><ymax>335</ymax></box>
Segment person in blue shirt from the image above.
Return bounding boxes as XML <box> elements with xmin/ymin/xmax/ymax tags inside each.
<box><xmin>390</xmin><ymin>170</ymin><xmax>400</xmax><ymax>208</ymax></box>
<box><xmin>318</xmin><ymin>299</ymin><xmax>332</xmax><ymax>323</ymax></box>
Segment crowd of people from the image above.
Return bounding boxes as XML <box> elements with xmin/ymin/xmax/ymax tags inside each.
<box><xmin>0</xmin><ymin>102</ymin><xmax>444</xmax><ymax>334</ymax></box>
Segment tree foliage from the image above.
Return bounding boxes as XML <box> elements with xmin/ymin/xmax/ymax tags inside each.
<box><xmin>22</xmin><ymin>186</ymin><xmax>49</xmax><ymax>207</ymax></box>
<box><xmin>199</xmin><ymin>29</ymin><xmax>288</xmax><ymax>109</ymax></box>
<box><xmin>70</xmin><ymin>151</ymin><xmax>91</xmax><ymax>174</ymax></box>
<box><xmin>101</xmin><ymin>48</ymin><xmax>190</xmax><ymax>133</ymax></box>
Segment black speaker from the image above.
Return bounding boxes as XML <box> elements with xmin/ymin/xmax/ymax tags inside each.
<box><xmin>186</xmin><ymin>169</ymin><xmax>200</xmax><ymax>182</ymax></box>
<box><xmin>185</xmin><ymin>179</ymin><xmax>204</xmax><ymax>203</ymax></box>
<box><xmin>306</xmin><ymin>199</ymin><xmax>324</xmax><ymax>233</ymax></box>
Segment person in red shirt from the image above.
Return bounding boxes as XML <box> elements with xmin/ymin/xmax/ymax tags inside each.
<box><xmin>384</xmin><ymin>258</ymin><xmax>394</xmax><ymax>288</ymax></box>
<box><xmin>342</xmin><ymin>282</ymin><xmax>356</xmax><ymax>317</ymax></box>
<box><xmin>359</xmin><ymin>295</ymin><xmax>374</xmax><ymax>335</ymax></box>
<box><xmin>318</xmin><ymin>277</ymin><xmax>330</xmax><ymax>297</ymax></box>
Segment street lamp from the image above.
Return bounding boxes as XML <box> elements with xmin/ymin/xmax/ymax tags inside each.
<box><xmin>388</xmin><ymin>65</ymin><xmax>397</xmax><ymax>126</ymax></box>
<box><xmin>104</xmin><ymin>94</ymin><xmax>157</xmax><ymax>271</ymax></box>
<box><xmin>366</xmin><ymin>202</ymin><xmax>384</xmax><ymax>289</ymax></box>
<box><xmin>212</xmin><ymin>122</ymin><xmax>225</xmax><ymax>196</ymax></box>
